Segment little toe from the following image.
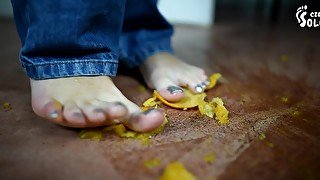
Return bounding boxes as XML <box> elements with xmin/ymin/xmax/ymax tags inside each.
<box><xmin>125</xmin><ymin>109</ymin><xmax>164</xmax><ymax>132</ymax></box>
<box><xmin>62</xmin><ymin>102</ymin><xmax>86</xmax><ymax>127</ymax></box>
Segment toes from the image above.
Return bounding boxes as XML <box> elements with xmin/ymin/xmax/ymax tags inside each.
<box><xmin>42</xmin><ymin>100</ymin><xmax>63</xmax><ymax>123</ymax></box>
<box><xmin>158</xmin><ymin>86</ymin><xmax>185</xmax><ymax>102</ymax></box>
<box><xmin>95</xmin><ymin>101</ymin><xmax>128</xmax><ymax>120</ymax></box>
<box><xmin>80</xmin><ymin>103</ymin><xmax>107</xmax><ymax>124</ymax></box>
<box><xmin>154</xmin><ymin>78</ymin><xmax>185</xmax><ymax>102</ymax></box>
<box><xmin>62</xmin><ymin>102</ymin><xmax>86</xmax><ymax>127</ymax></box>
<box><xmin>179</xmin><ymin>77</ymin><xmax>204</xmax><ymax>94</ymax></box>
<box><xmin>125</xmin><ymin>109</ymin><xmax>165</xmax><ymax>132</ymax></box>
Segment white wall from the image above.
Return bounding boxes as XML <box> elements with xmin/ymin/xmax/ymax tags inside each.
<box><xmin>0</xmin><ymin>0</ymin><xmax>12</xmax><ymax>17</ymax></box>
<box><xmin>158</xmin><ymin>0</ymin><xmax>215</xmax><ymax>26</ymax></box>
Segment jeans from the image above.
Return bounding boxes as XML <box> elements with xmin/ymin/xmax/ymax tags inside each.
<box><xmin>11</xmin><ymin>0</ymin><xmax>174</xmax><ymax>80</ymax></box>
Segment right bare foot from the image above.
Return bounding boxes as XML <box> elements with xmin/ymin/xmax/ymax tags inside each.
<box><xmin>30</xmin><ymin>76</ymin><xmax>164</xmax><ymax>132</ymax></box>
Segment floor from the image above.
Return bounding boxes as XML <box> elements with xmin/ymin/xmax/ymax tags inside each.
<box><xmin>0</xmin><ymin>19</ymin><xmax>319</xmax><ymax>180</ymax></box>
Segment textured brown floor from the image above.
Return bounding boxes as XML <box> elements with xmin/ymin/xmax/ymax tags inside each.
<box><xmin>0</xmin><ymin>19</ymin><xmax>319</xmax><ymax>180</ymax></box>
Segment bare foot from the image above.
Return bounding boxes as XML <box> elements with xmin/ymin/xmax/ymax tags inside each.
<box><xmin>31</xmin><ymin>76</ymin><xmax>164</xmax><ymax>132</ymax></box>
<box><xmin>140</xmin><ymin>52</ymin><xmax>209</xmax><ymax>102</ymax></box>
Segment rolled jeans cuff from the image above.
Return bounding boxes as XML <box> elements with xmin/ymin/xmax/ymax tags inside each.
<box><xmin>20</xmin><ymin>53</ymin><xmax>118</xmax><ymax>80</ymax></box>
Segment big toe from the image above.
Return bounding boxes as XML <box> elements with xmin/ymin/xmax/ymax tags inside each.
<box><xmin>125</xmin><ymin>109</ymin><xmax>165</xmax><ymax>132</ymax></box>
<box><xmin>158</xmin><ymin>86</ymin><xmax>185</xmax><ymax>102</ymax></box>
<box><xmin>153</xmin><ymin>78</ymin><xmax>185</xmax><ymax>102</ymax></box>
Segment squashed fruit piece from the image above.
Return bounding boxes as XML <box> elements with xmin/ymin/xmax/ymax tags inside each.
<box><xmin>258</xmin><ymin>133</ymin><xmax>266</xmax><ymax>140</ymax></box>
<box><xmin>79</xmin><ymin>129</ymin><xmax>104</xmax><ymax>141</ymax></box>
<box><xmin>3</xmin><ymin>102</ymin><xmax>12</xmax><ymax>111</ymax></box>
<box><xmin>198</xmin><ymin>101</ymin><xmax>214</xmax><ymax>118</ymax></box>
<box><xmin>154</xmin><ymin>89</ymin><xmax>206</xmax><ymax>109</ymax></box>
<box><xmin>103</xmin><ymin>124</ymin><xmax>137</xmax><ymax>138</ymax></box>
<box><xmin>280</xmin><ymin>54</ymin><xmax>288</xmax><ymax>62</ymax></box>
<box><xmin>291</xmin><ymin>110</ymin><xmax>300</xmax><ymax>117</ymax></box>
<box><xmin>136</xmin><ymin>115</ymin><xmax>169</xmax><ymax>145</ymax></box>
<box><xmin>102</xmin><ymin>115</ymin><xmax>169</xmax><ymax>145</ymax></box>
<box><xmin>160</xmin><ymin>162</ymin><xmax>196</xmax><ymax>180</ymax></box>
<box><xmin>211</xmin><ymin>98</ymin><xmax>229</xmax><ymax>124</ymax></box>
<box><xmin>204</xmin><ymin>153</ymin><xmax>216</xmax><ymax>164</ymax></box>
<box><xmin>265</xmin><ymin>141</ymin><xmax>275</xmax><ymax>148</ymax></box>
<box><xmin>143</xmin><ymin>96</ymin><xmax>158</xmax><ymax>107</ymax></box>
<box><xmin>142</xmin><ymin>95</ymin><xmax>162</xmax><ymax>110</ymax></box>
<box><xmin>207</xmin><ymin>73</ymin><xmax>222</xmax><ymax>90</ymax></box>
<box><xmin>280</xmin><ymin>96</ymin><xmax>288</xmax><ymax>103</ymax></box>
<box><xmin>137</xmin><ymin>85</ymin><xmax>147</xmax><ymax>92</ymax></box>
<box><xmin>143</xmin><ymin>158</ymin><xmax>161</xmax><ymax>169</ymax></box>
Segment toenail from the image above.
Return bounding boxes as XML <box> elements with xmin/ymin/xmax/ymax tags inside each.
<box><xmin>195</xmin><ymin>85</ymin><xmax>204</xmax><ymax>93</ymax></box>
<box><xmin>49</xmin><ymin>111</ymin><xmax>59</xmax><ymax>119</ymax></box>
<box><xmin>73</xmin><ymin>112</ymin><xmax>83</xmax><ymax>118</ymax></box>
<box><xmin>200</xmin><ymin>82</ymin><xmax>206</xmax><ymax>89</ymax></box>
<box><xmin>143</xmin><ymin>108</ymin><xmax>156</xmax><ymax>115</ymax></box>
<box><xmin>203</xmin><ymin>79</ymin><xmax>210</xmax><ymax>86</ymax></box>
<box><xmin>94</xmin><ymin>108</ymin><xmax>105</xmax><ymax>113</ymax></box>
<box><xmin>167</xmin><ymin>86</ymin><xmax>184</xmax><ymax>94</ymax></box>
<box><xmin>113</xmin><ymin>102</ymin><xmax>125</xmax><ymax>107</ymax></box>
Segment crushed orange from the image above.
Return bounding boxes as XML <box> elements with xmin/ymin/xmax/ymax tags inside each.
<box><xmin>258</xmin><ymin>133</ymin><xmax>266</xmax><ymax>140</ymax></box>
<box><xmin>280</xmin><ymin>96</ymin><xmax>289</xmax><ymax>103</ymax></box>
<box><xmin>207</xmin><ymin>73</ymin><xmax>221</xmax><ymax>89</ymax></box>
<box><xmin>3</xmin><ymin>102</ymin><xmax>12</xmax><ymax>111</ymax></box>
<box><xmin>150</xmin><ymin>73</ymin><xmax>228</xmax><ymax>124</ymax></box>
<box><xmin>142</xmin><ymin>96</ymin><xmax>162</xmax><ymax>109</ymax></box>
<box><xmin>160</xmin><ymin>162</ymin><xmax>196</xmax><ymax>180</ymax></box>
<box><xmin>204</xmin><ymin>153</ymin><xmax>216</xmax><ymax>164</ymax></box>
<box><xmin>143</xmin><ymin>158</ymin><xmax>161</xmax><ymax>169</ymax></box>
<box><xmin>78</xmin><ymin>129</ymin><xmax>104</xmax><ymax>141</ymax></box>
<box><xmin>280</xmin><ymin>54</ymin><xmax>288</xmax><ymax>62</ymax></box>
<box><xmin>211</xmin><ymin>98</ymin><xmax>229</xmax><ymax>124</ymax></box>
<box><xmin>79</xmin><ymin>115</ymin><xmax>169</xmax><ymax>144</ymax></box>
<box><xmin>198</xmin><ymin>101</ymin><xmax>214</xmax><ymax>118</ymax></box>
<box><xmin>154</xmin><ymin>90</ymin><xmax>206</xmax><ymax>109</ymax></box>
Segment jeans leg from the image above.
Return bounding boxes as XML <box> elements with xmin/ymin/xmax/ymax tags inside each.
<box><xmin>119</xmin><ymin>0</ymin><xmax>174</xmax><ymax>67</ymax></box>
<box><xmin>11</xmin><ymin>0</ymin><xmax>125</xmax><ymax>80</ymax></box>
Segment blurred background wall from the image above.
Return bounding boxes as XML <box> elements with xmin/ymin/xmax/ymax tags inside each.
<box><xmin>0</xmin><ymin>0</ymin><xmax>12</xmax><ymax>17</ymax></box>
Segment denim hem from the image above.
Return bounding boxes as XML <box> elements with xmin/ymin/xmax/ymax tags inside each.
<box><xmin>22</xmin><ymin>60</ymin><xmax>118</xmax><ymax>80</ymax></box>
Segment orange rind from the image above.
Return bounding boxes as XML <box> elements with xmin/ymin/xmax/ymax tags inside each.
<box><xmin>154</xmin><ymin>90</ymin><xmax>206</xmax><ymax>109</ymax></box>
<box><xmin>207</xmin><ymin>73</ymin><xmax>221</xmax><ymax>89</ymax></box>
<box><xmin>79</xmin><ymin>115</ymin><xmax>169</xmax><ymax>144</ymax></box>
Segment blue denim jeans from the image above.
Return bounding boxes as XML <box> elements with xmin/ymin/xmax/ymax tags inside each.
<box><xmin>11</xmin><ymin>0</ymin><xmax>173</xmax><ymax>80</ymax></box>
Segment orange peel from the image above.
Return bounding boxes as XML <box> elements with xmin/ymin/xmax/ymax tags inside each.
<box><xmin>154</xmin><ymin>89</ymin><xmax>206</xmax><ymax>109</ymax></box>
<box><xmin>207</xmin><ymin>73</ymin><xmax>221</xmax><ymax>89</ymax></box>
<box><xmin>212</xmin><ymin>97</ymin><xmax>229</xmax><ymax>124</ymax></box>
